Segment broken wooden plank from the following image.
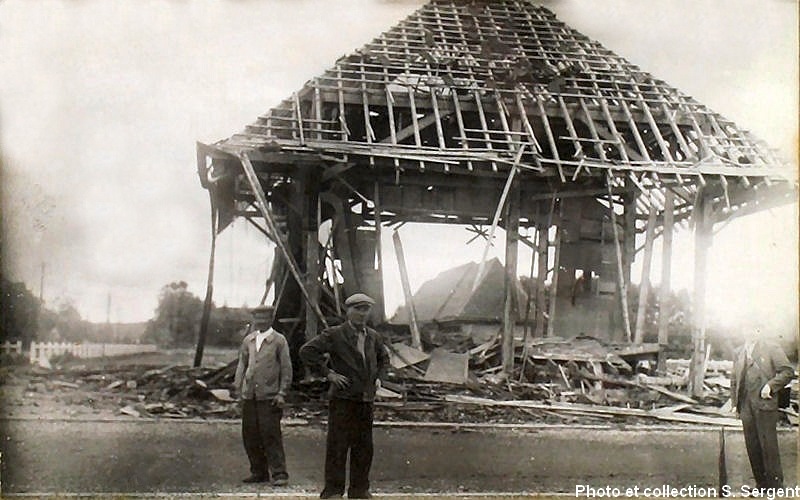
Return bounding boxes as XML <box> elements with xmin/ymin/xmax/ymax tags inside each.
<box><xmin>635</xmin><ymin>373</ymin><xmax>688</xmax><ymax>386</ymax></box>
<box><xmin>389</xmin><ymin>342</ymin><xmax>430</xmax><ymax>370</ymax></box>
<box><xmin>376</xmin><ymin>387</ymin><xmax>403</xmax><ymax>399</ymax></box>
<box><xmin>444</xmin><ymin>394</ymin><xmax>742</xmax><ymax>426</ymax></box>
<box><xmin>424</xmin><ymin>349</ymin><xmax>469</xmax><ymax>384</ymax></box>
<box><xmin>392</xmin><ymin>230</ymin><xmax>422</xmax><ymax>350</ymax></box>
<box><xmin>651</xmin><ymin>412</ymin><xmax>741</xmax><ymax>427</ymax></box>
<box><xmin>649</xmin><ymin>403</ymin><xmax>692</xmax><ymax>415</ymax></box>
<box><xmin>643</xmin><ymin>384</ymin><xmax>698</xmax><ymax>404</ymax></box>
<box><xmin>209</xmin><ymin>389</ymin><xmax>235</xmax><ymax>402</ymax></box>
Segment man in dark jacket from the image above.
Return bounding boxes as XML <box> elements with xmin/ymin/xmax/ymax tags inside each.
<box><xmin>300</xmin><ymin>293</ymin><xmax>389</xmax><ymax>499</ymax></box>
<box><xmin>234</xmin><ymin>305</ymin><xmax>293</xmax><ymax>486</ymax></box>
<box><xmin>730</xmin><ymin>332</ymin><xmax>794</xmax><ymax>489</ymax></box>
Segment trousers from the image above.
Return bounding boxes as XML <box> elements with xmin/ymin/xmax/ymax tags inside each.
<box><xmin>740</xmin><ymin>396</ymin><xmax>783</xmax><ymax>488</ymax></box>
<box><xmin>321</xmin><ymin>398</ymin><xmax>374</xmax><ymax>497</ymax></box>
<box><xmin>241</xmin><ymin>399</ymin><xmax>288</xmax><ymax>480</ymax></box>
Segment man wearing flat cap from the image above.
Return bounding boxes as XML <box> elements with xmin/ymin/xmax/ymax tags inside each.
<box><xmin>300</xmin><ymin>293</ymin><xmax>389</xmax><ymax>499</ymax></box>
<box><xmin>234</xmin><ymin>305</ymin><xmax>292</xmax><ymax>486</ymax></box>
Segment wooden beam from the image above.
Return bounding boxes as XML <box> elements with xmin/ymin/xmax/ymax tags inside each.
<box><xmin>634</xmin><ymin>195</ymin><xmax>657</xmax><ymax>343</ymax></box>
<box><xmin>392</xmin><ymin>230</ymin><xmax>422</xmax><ymax>350</ymax></box>
<box><xmin>534</xmin><ymin>221</ymin><xmax>549</xmax><ymax>339</ymax></box>
<box><xmin>381</xmin><ymin>111</ymin><xmax>445</xmax><ymax>145</ymax></box>
<box><xmin>194</xmin><ymin>191</ymin><xmax>217</xmax><ymax>368</ymax></box>
<box><xmin>546</xmin><ymin>203</ymin><xmax>562</xmax><ymax>338</ymax></box>
<box><xmin>238</xmin><ymin>153</ymin><xmax>329</xmax><ymax>329</ymax></box>
<box><xmin>373</xmin><ymin>182</ymin><xmax>385</xmax><ymax>323</ymax></box>
<box><xmin>607</xmin><ymin>175</ymin><xmax>633</xmax><ymax>342</ymax></box>
<box><xmin>689</xmin><ymin>192</ymin><xmax>712</xmax><ymax>397</ymax></box>
<box><xmin>622</xmin><ymin>180</ymin><xmax>637</xmax><ymax>289</ymax></box>
<box><xmin>305</xmin><ymin>229</ymin><xmax>320</xmax><ymax>341</ymax></box>
<box><xmin>657</xmin><ymin>189</ymin><xmax>674</xmax><ymax>371</ymax></box>
<box><xmin>407</xmin><ymin>87</ymin><xmax>425</xmax><ymax>171</ymax></box>
<box><xmin>473</xmin><ymin>146</ymin><xmax>526</xmax><ymax>291</ymax></box>
<box><xmin>502</xmin><ymin>177</ymin><xmax>520</xmax><ymax>374</ymax></box>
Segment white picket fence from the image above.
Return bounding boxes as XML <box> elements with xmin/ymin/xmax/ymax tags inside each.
<box><xmin>1</xmin><ymin>340</ymin><xmax>23</xmax><ymax>356</ymax></box>
<box><xmin>0</xmin><ymin>341</ymin><xmax>158</xmax><ymax>365</ymax></box>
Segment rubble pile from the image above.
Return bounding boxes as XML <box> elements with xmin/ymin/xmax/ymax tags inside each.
<box><xmin>2</xmin><ymin>333</ymin><xmax>797</xmax><ymax>426</ymax></box>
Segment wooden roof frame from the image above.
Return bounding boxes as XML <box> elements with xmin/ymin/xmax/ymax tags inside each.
<box><xmin>198</xmin><ymin>0</ymin><xmax>796</xmax><ymax>236</ymax></box>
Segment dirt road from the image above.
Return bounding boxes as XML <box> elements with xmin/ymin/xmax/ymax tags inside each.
<box><xmin>1</xmin><ymin>419</ymin><xmax>796</xmax><ymax>496</ymax></box>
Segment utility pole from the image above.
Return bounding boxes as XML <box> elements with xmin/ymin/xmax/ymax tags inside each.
<box><xmin>106</xmin><ymin>291</ymin><xmax>113</xmax><ymax>341</ymax></box>
<box><xmin>39</xmin><ymin>262</ymin><xmax>46</xmax><ymax>304</ymax></box>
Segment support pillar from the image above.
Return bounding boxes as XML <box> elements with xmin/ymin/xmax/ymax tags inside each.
<box><xmin>621</xmin><ymin>181</ymin><xmax>636</xmax><ymax>341</ymax></box>
<box><xmin>657</xmin><ymin>189</ymin><xmax>674</xmax><ymax>371</ymax></box>
<box><xmin>301</xmin><ymin>168</ymin><xmax>321</xmax><ymax>342</ymax></box>
<box><xmin>534</xmin><ymin>222</ymin><xmax>548</xmax><ymax>338</ymax></box>
<box><xmin>608</xmin><ymin>181</ymin><xmax>633</xmax><ymax>342</ymax></box>
<box><xmin>373</xmin><ymin>182</ymin><xmax>386</xmax><ymax>323</ymax></box>
<box><xmin>546</xmin><ymin>203</ymin><xmax>562</xmax><ymax>338</ymax></box>
<box><xmin>393</xmin><ymin>230</ymin><xmax>422</xmax><ymax>350</ymax></box>
<box><xmin>304</xmin><ymin>229</ymin><xmax>320</xmax><ymax>341</ymax></box>
<box><xmin>634</xmin><ymin>195</ymin><xmax>657</xmax><ymax>343</ymax></box>
<box><xmin>689</xmin><ymin>192</ymin><xmax>712</xmax><ymax>397</ymax></box>
<box><xmin>502</xmin><ymin>179</ymin><xmax>520</xmax><ymax>375</ymax></box>
<box><xmin>194</xmin><ymin>192</ymin><xmax>217</xmax><ymax>367</ymax></box>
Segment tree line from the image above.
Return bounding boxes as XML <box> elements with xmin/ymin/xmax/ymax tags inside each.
<box><xmin>0</xmin><ymin>276</ymin><xmax>249</xmax><ymax>348</ymax></box>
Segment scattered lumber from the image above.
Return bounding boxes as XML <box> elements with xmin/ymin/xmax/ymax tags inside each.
<box><xmin>643</xmin><ymin>384</ymin><xmax>698</xmax><ymax>404</ymax></box>
<box><xmin>13</xmin><ymin>329</ymin><xmax>794</xmax><ymax>428</ymax></box>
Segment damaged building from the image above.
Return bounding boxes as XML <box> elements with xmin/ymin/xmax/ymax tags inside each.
<box><xmin>195</xmin><ymin>0</ymin><xmax>796</xmax><ymax>398</ymax></box>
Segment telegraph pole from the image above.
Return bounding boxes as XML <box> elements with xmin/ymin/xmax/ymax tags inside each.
<box><xmin>39</xmin><ymin>262</ymin><xmax>46</xmax><ymax>304</ymax></box>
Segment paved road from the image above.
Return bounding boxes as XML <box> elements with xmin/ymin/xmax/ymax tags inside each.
<box><xmin>0</xmin><ymin>419</ymin><xmax>796</xmax><ymax>496</ymax></box>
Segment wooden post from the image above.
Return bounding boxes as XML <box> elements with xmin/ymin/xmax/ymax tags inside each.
<box><xmin>534</xmin><ymin>222</ymin><xmax>548</xmax><ymax>338</ymax></box>
<box><xmin>607</xmin><ymin>177</ymin><xmax>633</xmax><ymax>342</ymax></box>
<box><xmin>623</xmin><ymin>183</ymin><xmax>636</xmax><ymax>288</ymax></box>
<box><xmin>194</xmin><ymin>192</ymin><xmax>217</xmax><ymax>368</ymax></box>
<box><xmin>303</xmin><ymin>169</ymin><xmax>321</xmax><ymax>342</ymax></box>
<box><xmin>333</xmin><ymin>205</ymin><xmax>361</xmax><ymax>297</ymax></box>
<box><xmin>392</xmin><ymin>230</ymin><xmax>422</xmax><ymax>350</ymax></box>
<box><xmin>373</xmin><ymin>182</ymin><xmax>385</xmax><ymax>323</ymax></box>
<box><xmin>238</xmin><ymin>154</ymin><xmax>328</xmax><ymax>328</ymax></box>
<box><xmin>657</xmin><ymin>189</ymin><xmax>674</xmax><ymax>371</ymax></box>
<box><xmin>634</xmin><ymin>195</ymin><xmax>658</xmax><ymax>343</ymax></box>
<box><xmin>518</xmin><ymin>226</ymin><xmax>538</xmax><ymax>381</ymax></box>
<box><xmin>546</xmin><ymin>203</ymin><xmax>562</xmax><ymax>338</ymax></box>
<box><xmin>689</xmin><ymin>192</ymin><xmax>712</xmax><ymax>397</ymax></box>
<box><xmin>474</xmin><ymin>161</ymin><xmax>518</xmax><ymax>291</ymax></box>
<box><xmin>305</xmin><ymin>229</ymin><xmax>320</xmax><ymax>341</ymax></box>
<box><xmin>502</xmin><ymin>178</ymin><xmax>520</xmax><ymax>374</ymax></box>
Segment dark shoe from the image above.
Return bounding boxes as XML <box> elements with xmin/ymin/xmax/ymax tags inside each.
<box><xmin>272</xmin><ymin>477</ymin><xmax>289</xmax><ymax>486</ymax></box>
<box><xmin>242</xmin><ymin>475</ymin><xmax>267</xmax><ymax>483</ymax></box>
<box><xmin>320</xmin><ymin>491</ymin><xmax>344</xmax><ymax>499</ymax></box>
<box><xmin>348</xmin><ymin>492</ymin><xmax>372</xmax><ymax>499</ymax></box>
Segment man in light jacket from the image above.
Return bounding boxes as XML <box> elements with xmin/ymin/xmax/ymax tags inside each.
<box><xmin>730</xmin><ymin>330</ymin><xmax>794</xmax><ymax>489</ymax></box>
<box><xmin>234</xmin><ymin>305</ymin><xmax>292</xmax><ymax>485</ymax></box>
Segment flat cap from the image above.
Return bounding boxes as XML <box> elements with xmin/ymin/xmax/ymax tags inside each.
<box><xmin>344</xmin><ymin>293</ymin><xmax>375</xmax><ymax>306</ymax></box>
<box><xmin>251</xmin><ymin>304</ymin><xmax>275</xmax><ymax>315</ymax></box>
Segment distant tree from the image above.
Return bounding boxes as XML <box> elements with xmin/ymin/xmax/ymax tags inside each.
<box><xmin>0</xmin><ymin>275</ymin><xmax>41</xmax><ymax>346</ymax></box>
<box><xmin>35</xmin><ymin>298</ymin><xmax>93</xmax><ymax>342</ymax></box>
<box><xmin>210</xmin><ymin>305</ymin><xmax>251</xmax><ymax>347</ymax></box>
<box><xmin>144</xmin><ymin>281</ymin><xmax>205</xmax><ymax>347</ymax></box>
<box><xmin>57</xmin><ymin>299</ymin><xmax>90</xmax><ymax>341</ymax></box>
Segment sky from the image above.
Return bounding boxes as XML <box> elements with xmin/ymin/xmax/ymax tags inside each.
<box><xmin>0</xmin><ymin>0</ymin><xmax>797</xmax><ymax>333</ymax></box>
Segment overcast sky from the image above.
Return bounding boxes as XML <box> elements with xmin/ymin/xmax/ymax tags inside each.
<box><xmin>1</xmin><ymin>0</ymin><xmax>797</xmax><ymax>332</ymax></box>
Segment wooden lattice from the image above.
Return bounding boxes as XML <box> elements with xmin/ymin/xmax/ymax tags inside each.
<box><xmin>209</xmin><ymin>0</ymin><xmax>795</xmax><ymax>225</ymax></box>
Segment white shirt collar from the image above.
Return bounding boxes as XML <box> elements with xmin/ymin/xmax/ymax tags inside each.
<box><xmin>255</xmin><ymin>329</ymin><xmax>273</xmax><ymax>351</ymax></box>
